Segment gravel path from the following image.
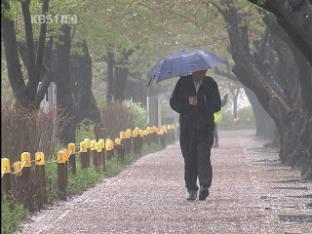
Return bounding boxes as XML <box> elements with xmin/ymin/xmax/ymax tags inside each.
<box><xmin>18</xmin><ymin>130</ymin><xmax>312</xmax><ymax>234</ymax></box>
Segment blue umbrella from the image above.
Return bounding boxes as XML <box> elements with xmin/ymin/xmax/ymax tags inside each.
<box><xmin>148</xmin><ymin>49</ymin><xmax>226</xmax><ymax>86</ymax></box>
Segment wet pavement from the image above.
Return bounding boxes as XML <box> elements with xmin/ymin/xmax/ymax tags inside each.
<box><xmin>18</xmin><ymin>130</ymin><xmax>312</xmax><ymax>234</ymax></box>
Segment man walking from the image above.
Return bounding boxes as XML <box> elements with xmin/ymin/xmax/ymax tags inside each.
<box><xmin>170</xmin><ymin>70</ymin><xmax>221</xmax><ymax>201</ymax></box>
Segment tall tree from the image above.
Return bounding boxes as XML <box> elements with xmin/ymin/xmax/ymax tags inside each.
<box><xmin>2</xmin><ymin>0</ymin><xmax>50</xmax><ymax>108</ymax></box>
<box><xmin>211</xmin><ymin>0</ymin><xmax>311</xmax><ymax>178</ymax></box>
<box><xmin>247</xmin><ymin>0</ymin><xmax>312</xmax><ymax>66</ymax></box>
<box><xmin>54</xmin><ymin>24</ymin><xmax>76</xmax><ymax>145</ymax></box>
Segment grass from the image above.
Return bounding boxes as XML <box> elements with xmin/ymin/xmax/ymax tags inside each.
<box><xmin>1</xmin><ymin>142</ymin><xmax>163</xmax><ymax>234</ymax></box>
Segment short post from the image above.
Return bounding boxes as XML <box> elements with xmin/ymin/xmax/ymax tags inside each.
<box><xmin>21</xmin><ymin>152</ymin><xmax>34</xmax><ymax>211</ymax></box>
<box><xmin>99</xmin><ymin>139</ymin><xmax>106</xmax><ymax>171</ymax></box>
<box><xmin>57</xmin><ymin>150</ymin><xmax>67</xmax><ymax>200</ymax></box>
<box><xmin>94</xmin><ymin>142</ymin><xmax>102</xmax><ymax>172</ymax></box>
<box><xmin>120</xmin><ymin>139</ymin><xmax>126</xmax><ymax>161</ymax></box>
<box><xmin>80</xmin><ymin>141</ymin><xmax>88</xmax><ymax>169</ymax></box>
<box><xmin>1</xmin><ymin>158</ymin><xmax>11</xmax><ymax>194</ymax></box>
<box><xmin>21</xmin><ymin>152</ymin><xmax>32</xmax><ymax>180</ymax></box>
<box><xmin>35</xmin><ymin>152</ymin><xmax>47</xmax><ymax>209</ymax></box>
<box><xmin>65</xmin><ymin>149</ymin><xmax>69</xmax><ymax>187</ymax></box>
<box><xmin>68</xmin><ymin>143</ymin><xmax>76</xmax><ymax>174</ymax></box>
<box><xmin>125</xmin><ymin>129</ymin><xmax>132</xmax><ymax>155</ymax></box>
<box><xmin>138</xmin><ymin>134</ymin><xmax>143</xmax><ymax>156</ymax></box>
<box><xmin>106</xmin><ymin>138</ymin><xmax>114</xmax><ymax>160</ymax></box>
<box><xmin>90</xmin><ymin>139</ymin><xmax>97</xmax><ymax>168</ymax></box>
<box><xmin>114</xmin><ymin>138</ymin><xmax>123</xmax><ymax>162</ymax></box>
<box><xmin>84</xmin><ymin>138</ymin><xmax>91</xmax><ymax>167</ymax></box>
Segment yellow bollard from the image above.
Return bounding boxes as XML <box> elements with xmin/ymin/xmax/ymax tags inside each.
<box><xmin>21</xmin><ymin>152</ymin><xmax>32</xmax><ymax>167</ymax></box>
<box><xmin>98</xmin><ymin>139</ymin><xmax>105</xmax><ymax>150</ymax></box>
<box><xmin>106</xmin><ymin>138</ymin><xmax>114</xmax><ymax>160</ymax></box>
<box><xmin>35</xmin><ymin>152</ymin><xmax>47</xmax><ymax>207</ymax></box>
<box><xmin>132</xmin><ymin>129</ymin><xmax>138</xmax><ymax>138</ymax></box>
<box><xmin>35</xmin><ymin>152</ymin><xmax>45</xmax><ymax>166</ymax></box>
<box><xmin>79</xmin><ymin>141</ymin><xmax>89</xmax><ymax>169</ymax></box>
<box><xmin>1</xmin><ymin>158</ymin><xmax>11</xmax><ymax>193</ymax></box>
<box><xmin>90</xmin><ymin>140</ymin><xmax>97</xmax><ymax>151</ymax></box>
<box><xmin>84</xmin><ymin>138</ymin><xmax>91</xmax><ymax>149</ymax></box>
<box><xmin>125</xmin><ymin>129</ymin><xmax>132</xmax><ymax>139</ymax></box>
<box><xmin>57</xmin><ymin>150</ymin><xmax>67</xmax><ymax>200</ymax></box>
<box><xmin>13</xmin><ymin>161</ymin><xmax>22</xmax><ymax>176</ymax></box>
<box><xmin>120</xmin><ymin>131</ymin><xmax>126</xmax><ymax>140</ymax></box>
<box><xmin>114</xmin><ymin>138</ymin><xmax>122</xmax><ymax>145</ymax></box>
<box><xmin>68</xmin><ymin>143</ymin><xmax>76</xmax><ymax>174</ymax></box>
<box><xmin>106</xmin><ymin>138</ymin><xmax>114</xmax><ymax>151</ymax></box>
<box><xmin>96</xmin><ymin>142</ymin><xmax>102</xmax><ymax>153</ymax></box>
<box><xmin>80</xmin><ymin>141</ymin><xmax>88</xmax><ymax>152</ymax></box>
<box><xmin>1</xmin><ymin>158</ymin><xmax>11</xmax><ymax>174</ymax></box>
<box><xmin>68</xmin><ymin>143</ymin><xmax>76</xmax><ymax>154</ymax></box>
<box><xmin>57</xmin><ymin>150</ymin><xmax>67</xmax><ymax>164</ymax></box>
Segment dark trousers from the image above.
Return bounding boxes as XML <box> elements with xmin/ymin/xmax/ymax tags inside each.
<box><xmin>180</xmin><ymin>122</ymin><xmax>214</xmax><ymax>192</ymax></box>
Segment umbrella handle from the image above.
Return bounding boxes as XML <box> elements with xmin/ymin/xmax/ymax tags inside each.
<box><xmin>147</xmin><ymin>76</ymin><xmax>153</xmax><ymax>87</ymax></box>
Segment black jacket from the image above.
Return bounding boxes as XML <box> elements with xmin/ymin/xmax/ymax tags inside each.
<box><xmin>170</xmin><ymin>75</ymin><xmax>221</xmax><ymax>129</ymax></box>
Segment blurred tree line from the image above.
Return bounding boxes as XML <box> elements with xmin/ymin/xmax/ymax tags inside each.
<box><xmin>1</xmin><ymin>0</ymin><xmax>311</xmax><ymax>178</ymax></box>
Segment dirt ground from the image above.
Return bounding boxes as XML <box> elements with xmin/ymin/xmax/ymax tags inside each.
<box><xmin>18</xmin><ymin>130</ymin><xmax>312</xmax><ymax>234</ymax></box>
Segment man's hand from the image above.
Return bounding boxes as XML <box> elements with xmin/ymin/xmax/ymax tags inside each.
<box><xmin>188</xmin><ymin>96</ymin><xmax>198</xmax><ymax>106</ymax></box>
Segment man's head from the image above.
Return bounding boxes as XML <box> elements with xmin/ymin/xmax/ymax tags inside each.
<box><xmin>192</xmin><ymin>70</ymin><xmax>207</xmax><ymax>81</ymax></box>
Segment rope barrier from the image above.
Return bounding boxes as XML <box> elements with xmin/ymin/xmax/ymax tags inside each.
<box><xmin>1</xmin><ymin>126</ymin><xmax>179</xmax><ymax>179</ymax></box>
<box><xmin>45</xmin><ymin>159</ymin><xmax>60</xmax><ymax>164</ymax></box>
<box><xmin>1</xmin><ymin>168</ymin><xmax>7</xmax><ymax>178</ymax></box>
<box><xmin>45</xmin><ymin>150</ymin><xmax>72</xmax><ymax>164</ymax></box>
<box><xmin>10</xmin><ymin>161</ymin><xmax>27</xmax><ymax>175</ymax></box>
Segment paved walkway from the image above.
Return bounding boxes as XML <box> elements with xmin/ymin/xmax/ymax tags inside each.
<box><xmin>19</xmin><ymin>130</ymin><xmax>312</xmax><ymax>234</ymax></box>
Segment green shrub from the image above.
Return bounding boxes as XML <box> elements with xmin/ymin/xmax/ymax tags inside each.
<box><xmin>76</xmin><ymin>119</ymin><xmax>96</xmax><ymax>143</ymax></box>
<box><xmin>127</xmin><ymin>101</ymin><xmax>148</xmax><ymax>129</ymax></box>
<box><xmin>67</xmin><ymin>167</ymin><xmax>101</xmax><ymax>195</ymax></box>
<box><xmin>1</xmin><ymin>195</ymin><xmax>28</xmax><ymax>234</ymax></box>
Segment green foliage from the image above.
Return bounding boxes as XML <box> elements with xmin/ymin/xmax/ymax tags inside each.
<box><xmin>67</xmin><ymin>166</ymin><xmax>101</xmax><ymax>195</ymax></box>
<box><xmin>1</xmin><ymin>195</ymin><xmax>29</xmax><ymax>234</ymax></box>
<box><xmin>45</xmin><ymin>163</ymin><xmax>58</xmax><ymax>201</ymax></box>
<box><xmin>104</xmin><ymin>158</ymin><xmax>125</xmax><ymax>177</ymax></box>
<box><xmin>76</xmin><ymin>119</ymin><xmax>96</xmax><ymax>143</ymax></box>
<box><xmin>127</xmin><ymin>101</ymin><xmax>148</xmax><ymax>129</ymax></box>
<box><xmin>256</xmin><ymin>0</ymin><xmax>267</xmax><ymax>6</ymax></box>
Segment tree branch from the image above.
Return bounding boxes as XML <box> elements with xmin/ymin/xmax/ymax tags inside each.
<box><xmin>21</xmin><ymin>0</ymin><xmax>36</xmax><ymax>82</ymax></box>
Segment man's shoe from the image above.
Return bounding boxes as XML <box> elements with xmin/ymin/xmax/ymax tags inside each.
<box><xmin>198</xmin><ymin>188</ymin><xmax>209</xmax><ymax>201</ymax></box>
<box><xmin>187</xmin><ymin>191</ymin><xmax>197</xmax><ymax>201</ymax></box>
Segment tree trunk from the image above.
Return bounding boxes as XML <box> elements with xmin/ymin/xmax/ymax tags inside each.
<box><xmin>217</xmin><ymin>2</ymin><xmax>311</xmax><ymax>178</ymax></box>
<box><xmin>31</xmin><ymin>0</ymin><xmax>49</xmax><ymax>102</ymax></box>
<box><xmin>21</xmin><ymin>0</ymin><xmax>36</xmax><ymax>88</ymax></box>
<box><xmin>112</xmin><ymin>49</ymin><xmax>134</xmax><ymax>102</ymax></box>
<box><xmin>113</xmin><ymin>66</ymin><xmax>128</xmax><ymax>101</ymax></box>
<box><xmin>248</xmin><ymin>0</ymin><xmax>312</xmax><ymax>66</ymax></box>
<box><xmin>264</xmin><ymin>14</ymin><xmax>312</xmax><ymax>114</ymax></box>
<box><xmin>105</xmin><ymin>47</ymin><xmax>114</xmax><ymax>104</ymax></box>
<box><xmin>71</xmin><ymin>41</ymin><xmax>102</xmax><ymax>138</ymax></box>
<box><xmin>55</xmin><ymin>25</ymin><xmax>76</xmax><ymax>146</ymax></box>
<box><xmin>2</xmin><ymin>0</ymin><xmax>31</xmax><ymax>107</ymax></box>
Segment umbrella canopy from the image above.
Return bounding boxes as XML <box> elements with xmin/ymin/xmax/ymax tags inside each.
<box><xmin>148</xmin><ymin>49</ymin><xmax>226</xmax><ymax>86</ymax></box>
